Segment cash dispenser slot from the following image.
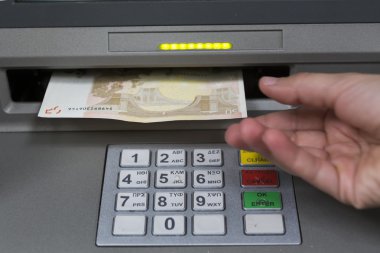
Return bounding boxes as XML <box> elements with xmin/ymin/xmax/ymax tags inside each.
<box><xmin>6</xmin><ymin>66</ymin><xmax>289</xmax><ymax>103</ymax></box>
<box><xmin>7</xmin><ymin>69</ymin><xmax>51</xmax><ymax>102</ymax></box>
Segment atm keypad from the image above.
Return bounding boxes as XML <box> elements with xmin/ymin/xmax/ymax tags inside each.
<box><xmin>97</xmin><ymin>144</ymin><xmax>301</xmax><ymax>246</ymax></box>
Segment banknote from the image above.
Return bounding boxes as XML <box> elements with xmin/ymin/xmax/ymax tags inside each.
<box><xmin>38</xmin><ymin>69</ymin><xmax>247</xmax><ymax>123</ymax></box>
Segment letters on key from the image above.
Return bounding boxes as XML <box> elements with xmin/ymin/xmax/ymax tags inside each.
<box><xmin>193</xmin><ymin>149</ymin><xmax>223</xmax><ymax>166</ymax></box>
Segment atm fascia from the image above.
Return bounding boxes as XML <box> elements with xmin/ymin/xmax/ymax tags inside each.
<box><xmin>0</xmin><ymin>0</ymin><xmax>380</xmax><ymax>252</ymax></box>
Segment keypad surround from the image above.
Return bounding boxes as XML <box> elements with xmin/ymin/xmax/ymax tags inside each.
<box><xmin>97</xmin><ymin>144</ymin><xmax>301</xmax><ymax>246</ymax></box>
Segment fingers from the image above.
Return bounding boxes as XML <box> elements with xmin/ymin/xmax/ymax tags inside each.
<box><xmin>225</xmin><ymin>123</ymin><xmax>249</xmax><ymax>150</ymax></box>
<box><xmin>226</xmin><ymin>117</ymin><xmax>327</xmax><ymax>151</ymax></box>
<box><xmin>255</xmin><ymin>108</ymin><xmax>326</xmax><ymax>131</ymax></box>
<box><xmin>259</xmin><ymin>73</ymin><xmax>380</xmax><ymax>136</ymax></box>
<box><xmin>286</xmin><ymin>130</ymin><xmax>327</xmax><ymax>150</ymax></box>
<box><xmin>227</xmin><ymin>72</ymin><xmax>380</xmax><ymax>207</ymax></box>
<box><xmin>259</xmin><ymin>73</ymin><xmax>356</xmax><ymax>108</ymax></box>
<box><xmin>225</xmin><ymin>118</ymin><xmax>269</xmax><ymax>154</ymax></box>
<box><xmin>259</xmin><ymin>128</ymin><xmax>339</xmax><ymax>198</ymax></box>
<box><xmin>225</xmin><ymin>117</ymin><xmax>339</xmax><ymax>199</ymax></box>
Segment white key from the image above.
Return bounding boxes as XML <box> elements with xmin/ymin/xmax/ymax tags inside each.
<box><xmin>155</xmin><ymin>169</ymin><xmax>186</xmax><ymax>188</ymax></box>
<box><xmin>120</xmin><ymin>149</ymin><xmax>150</xmax><ymax>167</ymax></box>
<box><xmin>154</xmin><ymin>192</ymin><xmax>186</xmax><ymax>211</ymax></box>
<box><xmin>193</xmin><ymin>149</ymin><xmax>223</xmax><ymax>166</ymax></box>
<box><xmin>113</xmin><ymin>215</ymin><xmax>146</xmax><ymax>235</ymax></box>
<box><xmin>156</xmin><ymin>149</ymin><xmax>186</xmax><ymax>167</ymax></box>
<box><xmin>153</xmin><ymin>215</ymin><xmax>186</xmax><ymax>235</ymax></box>
<box><xmin>193</xmin><ymin>169</ymin><xmax>224</xmax><ymax>188</ymax></box>
<box><xmin>118</xmin><ymin>170</ymin><xmax>149</xmax><ymax>188</ymax></box>
<box><xmin>193</xmin><ymin>191</ymin><xmax>224</xmax><ymax>211</ymax></box>
<box><xmin>116</xmin><ymin>192</ymin><xmax>148</xmax><ymax>211</ymax></box>
<box><xmin>193</xmin><ymin>215</ymin><xmax>225</xmax><ymax>235</ymax></box>
<box><xmin>244</xmin><ymin>214</ymin><xmax>285</xmax><ymax>235</ymax></box>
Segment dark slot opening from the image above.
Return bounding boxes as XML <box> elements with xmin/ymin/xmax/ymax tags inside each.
<box><xmin>242</xmin><ymin>66</ymin><xmax>289</xmax><ymax>99</ymax></box>
<box><xmin>6</xmin><ymin>66</ymin><xmax>289</xmax><ymax>102</ymax></box>
<box><xmin>7</xmin><ymin>69</ymin><xmax>51</xmax><ymax>102</ymax></box>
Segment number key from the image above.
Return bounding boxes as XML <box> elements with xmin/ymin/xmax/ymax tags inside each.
<box><xmin>154</xmin><ymin>192</ymin><xmax>186</xmax><ymax>211</ymax></box>
<box><xmin>116</xmin><ymin>192</ymin><xmax>148</xmax><ymax>211</ymax></box>
<box><xmin>120</xmin><ymin>149</ymin><xmax>150</xmax><ymax>167</ymax></box>
<box><xmin>118</xmin><ymin>170</ymin><xmax>149</xmax><ymax>188</ymax></box>
<box><xmin>193</xmin><ymin>191</ymin><xmax>224</xmax><ymax>211</ymax></box>
<box><xmin>153</xmin><ymin>215</ymin><xmax>186</xmax><ymax>235</ymax></box>
<box><xmin>155</xmin><ymin>169</ymin><xmax>186</xmax><ymax>188</ymax></box>
<box><xmin>193</xmin><ymin>169</ymin><xmax>224</xmax><ymax>188</ymax></box>
<box><xmin>156</xmin><ymin>149</ymin><xmax>186</xmax><ymax>167</ymax></box>
<box><xmin>193</xmin><ymin>149</ymin><xmax>223</xmax><ymax>166</ymax></box>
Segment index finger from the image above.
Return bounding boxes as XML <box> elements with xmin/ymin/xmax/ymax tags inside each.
<box><xmin>259</xmin><ymin>73</ymin><xmax>380</xmax><ymax>136</ymax></box>
<box><xmin>259</xmin><ymin>73</ymin><xmax>357</xmax><ymax>108</ymax></box>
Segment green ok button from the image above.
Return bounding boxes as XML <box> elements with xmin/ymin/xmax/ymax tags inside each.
<box><xmin>243</xmin><ymin>191</ymin><xmax>282</xmax><ymax>210</ymax></box>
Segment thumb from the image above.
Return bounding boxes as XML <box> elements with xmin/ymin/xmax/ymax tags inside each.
<box><xmin>259</xmin><ymin>73</ymin><xmax>380</xmax><ymax>136</ymax></box>
<box><xmin>259</xmin><ymin>73</ymin><xmax>357</xmax><ymax>108</ymax></box>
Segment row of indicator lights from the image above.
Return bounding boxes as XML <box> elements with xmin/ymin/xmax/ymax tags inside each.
<box><xmin>159</xmin><ymin>42</ymin><xmax>233</xmax><ymax>51</ymax></box>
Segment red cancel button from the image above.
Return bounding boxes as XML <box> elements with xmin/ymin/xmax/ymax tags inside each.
<box><xmin>241</xmin><ymin>170</ymin><xmax>279</xmax><ymax>187</ymax></box>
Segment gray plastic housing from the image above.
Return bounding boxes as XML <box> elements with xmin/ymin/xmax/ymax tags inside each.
<box><xmin>1</xmin><ymin>22</ymin><xmax>380</xmax><ymax>253</ymax></box>
<box><xmin>1</xmin><ymin>0</ymin><xmax>380</xmax><ymax>28</ymax></box>
<box><xmin>1</xmin><ymin>23</ymin><xmax>380</xmax><ymax>132</ymax></box>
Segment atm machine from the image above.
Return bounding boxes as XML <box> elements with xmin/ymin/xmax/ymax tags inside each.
<box><xmin>0</xmin><ymin>0</ymin><xmax>380</xmax><ymax>252</ymax></box>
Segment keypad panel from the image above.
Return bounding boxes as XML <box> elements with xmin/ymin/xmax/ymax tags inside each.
<box><xmin>97</xmin><ymin>144</ymin><xmax>300</xmax><ymax>246</ymax></box>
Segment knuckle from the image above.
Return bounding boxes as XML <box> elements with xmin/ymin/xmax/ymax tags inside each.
<box><xmin>290</xmin><ymin>72</ymin><xmax>313</xmax><ymax>84</ymax></box>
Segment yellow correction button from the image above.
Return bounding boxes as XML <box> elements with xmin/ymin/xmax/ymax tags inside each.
<box><xmin>239</xmin><ymin>150</ymin><xmax>273</xmax><ymax>166</ymax></box>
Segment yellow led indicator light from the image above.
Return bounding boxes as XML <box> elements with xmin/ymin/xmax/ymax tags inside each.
<box><xmin>205</xmin><ymin>43</ymin><xmax>213</xmax><ymax>49</ymax></box>
<box><xmin>221</xmin><ymin>42</ymin><xmax>232</xmax><ymax>50</ymax></box>
<box><xmin>188</xmin><ymin>43</ymin><xmax>196</xmax><ymax>50</ymax></box>
<box><xmin>170</xmin><ymin>44</ymin><xmax>179</xmax><ymax>50</ymax></box>
<box><xmin>159</xmin><ymin>44</ymin><xmax>170</xmax><ymax>50</ymax></box>
<box><xmin>213</xmin><ymin>43</ymin><xmax>222</xmax><ymax>49</ymax></box>
<box><xmin>179</xmin><ymin>43</ymin><xmax>187</xmax><ymax>50</ymax></box>
<box><xmin>196</xmin><ymin>43</ymin><xmax>204</xmax><ymax>50</ymax></box>
<box><xmin>159</xmin><ymin>42</ymin><xmax>233</xmax><ymax>51</ymax></box>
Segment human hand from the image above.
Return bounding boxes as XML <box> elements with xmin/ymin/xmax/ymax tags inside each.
<box><xmin>225</xmin><ymin>73</ymin><xmax>380</xmax><ymax>208</ymax></box>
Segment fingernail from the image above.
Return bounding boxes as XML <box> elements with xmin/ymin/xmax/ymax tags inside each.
<box><xmin>261</xmin><ymin>76</ymin><xmax>279</xmax><ymax>86</ymax></box>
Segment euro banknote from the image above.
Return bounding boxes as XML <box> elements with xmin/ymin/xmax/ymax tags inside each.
<box><xmin>38</xmin><ymin>69</ymin><xmax>247</xmax><ymax>123</ymax></box>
